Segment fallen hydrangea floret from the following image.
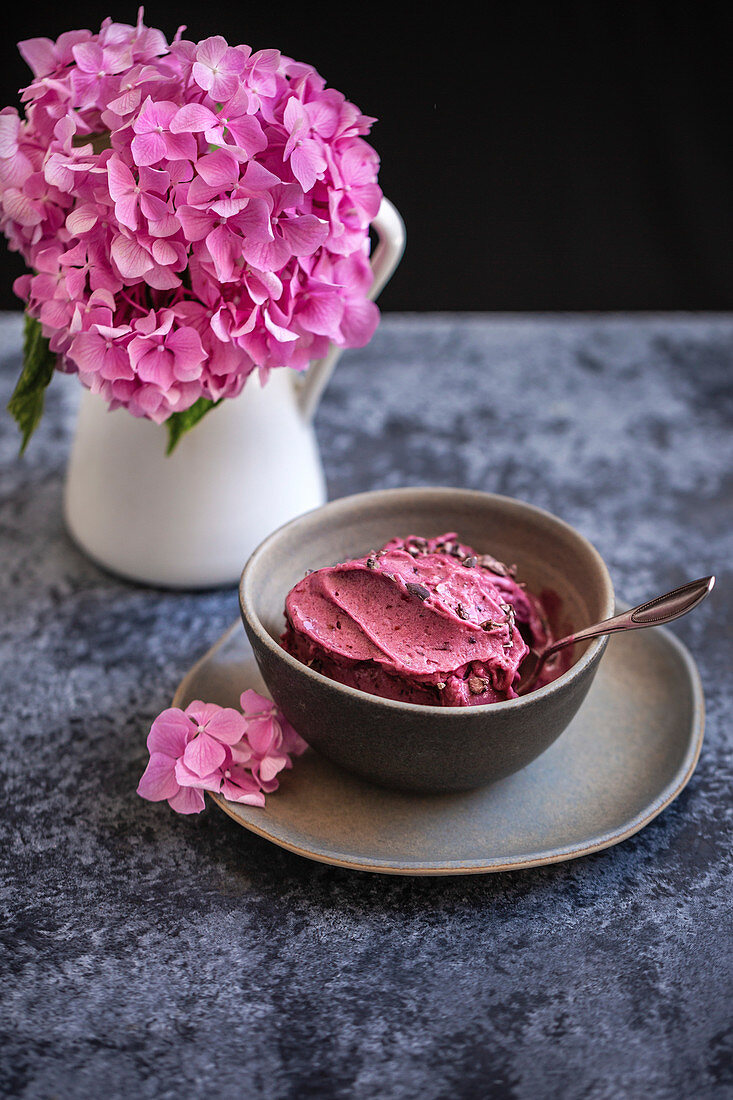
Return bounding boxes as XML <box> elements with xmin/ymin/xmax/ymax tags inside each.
<box><xmin>137</xmin><ymin>690</ymin><xmax>307</xmax><ymax>814</ymax></box>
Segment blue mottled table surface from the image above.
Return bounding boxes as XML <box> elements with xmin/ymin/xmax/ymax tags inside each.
<box><xmin>1</xmin><ymin>313</ymin><xmax>731</xmax><ymax>1099</ymax></box>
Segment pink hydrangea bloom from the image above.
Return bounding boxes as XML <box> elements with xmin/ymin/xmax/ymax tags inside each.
<box><xmin>137</xmin><ymin>692</ymin><xmax>307</xmax><ymax>815</ymax></box>
<box><xmin>136</xmin><ymin>705</ymin><xmax>206</xmax><ymax>814</ymax></box>
<box><xmin>1</xmin><ymin>11</ymin><xmax>382</xmax><ymax>425</ymax></box>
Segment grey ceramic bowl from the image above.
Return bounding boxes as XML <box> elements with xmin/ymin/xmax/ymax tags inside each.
<box><xmin>239</xmin><ymin>488</ymin><xmax>615</xmax><ymax>793</ymax></box>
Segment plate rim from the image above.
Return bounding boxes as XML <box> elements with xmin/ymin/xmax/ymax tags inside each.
<box><xmin>173</xmin><ymin>618</ymin><xmax>705</xmax><ymax>876</ymax></box>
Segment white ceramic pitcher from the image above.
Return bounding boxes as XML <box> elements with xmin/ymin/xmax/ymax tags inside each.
<box><xmin>64</xmin><ymin>197</ymin><xmax>405</xmax><ymax>588</ymax></box>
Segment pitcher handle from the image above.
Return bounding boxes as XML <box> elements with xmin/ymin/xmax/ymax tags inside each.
<box><xmin>297</xmin><ymin>196</ymin><xmax>406</xmax><ymax>421</ymax></box>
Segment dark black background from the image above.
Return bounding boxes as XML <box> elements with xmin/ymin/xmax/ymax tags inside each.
<box><xmin>1</xmin><ymin>1</ymin><xmax>731</xmax><ymax>311</ymax></box>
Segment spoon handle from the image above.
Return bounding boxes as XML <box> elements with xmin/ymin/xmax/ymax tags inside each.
<box><xmin>547</xmin><ymin>575</ymin><xmax>715</xmax><ymax>658</ymax></box>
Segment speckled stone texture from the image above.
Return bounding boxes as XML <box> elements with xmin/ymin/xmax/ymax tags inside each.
<box><xmin>0</xmin><ymin>313</ymin><xmax>731</xmax><ymax>1100</ymax></box>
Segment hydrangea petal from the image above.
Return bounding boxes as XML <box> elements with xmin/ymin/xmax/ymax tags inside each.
<box><xmin>247</xmin><ymin>716</ymin><xmax>277</xmax><ymax>755</ymax></box>
<box><xmin>264</xmin><ymin>310</ymin><xmax>298</xmax><ymax>343</ymax></box>
<box><xmin>167</xmin><ymin>786</ymin><xmax>206</xmax><ymax>814</ymax></box>
<box><xmin>221</xmin><ymin>778</ymin><xmax>265</xmax><ymax>806</ymax></box>
<box><xmin>280</xmin><ymin>720</ymin><xmax>308</xmax><ymax>756</ymax></box>
<box><xmin>147</xmin><ymin>707</ymin><xmax>196</xmax><ymax>756</ymax></box>
<box><xmin>166</xmin><ymin>326</ymin><xmax>207</xmax><ymax>374</ymax></box>
<box><xmin>131</xmin><ymin>131</ymin><xmax>167</xmax><ymax>166</ymax></box>
<box><xmin>203</xmin><ymin>707</ymin><xmax>248</xmax><ymax>745</ymax></box>
<box><xmin>164</xmin><ymin>131</ymin><xmax>197</xmax><ymax>162</ymax></box>
<box><xmin>186</xmin><ymin>700</ymin><xmax>225</xmax><ymax>726</ymax></box>
<box><xmin>241</xmin><ymin>235</ymin><xmax>290</xmax><ymax>272</ymax></box>
<box><xmin>222</xmin><ymin>786</ymin><xmax>265</xmax><ymax>807</ymax></box>
<box><xmin>194</xmin><ymin>35</ymin><xmax>228</xmax><ymax>70</ymax></box>
<box><xmin>183</xmin><ymin>731</ymin><xmax>227</xmax><ymax>777</ymax></box>
<box><xmin>140</xmin><ymin>192</ymin><xmax>170</xmax><ymax>222</ymax></box>
<box><xmin>18</xmin><ymin>37</ymin><xmax>58</xmax><ymax>78</ymax></box>
<box><xmin>170</xmin><ymin>102</ymin><xmax>218</xmax><ymax>134</ymax></box>
<box><xmin>0</xmin><ymin>112</ymin><xmax>20</xmax><ymax>158</ymax></box>
<box><xmin>66</xmin><ymin>205</ymin><xmax>99</xmax><ymax>235</ymax></box>
<box><xmin>151</xmin><ymin>238</ymin><xmax>179</xmax><ymax>266</ymax></box>
<box><xmin>280</xmin><ymin>215</ymin><xmax>328</xmax><ymax>256</ymax></box>
<box><xmin>291</xmin><ymin>142</ymin><xmax>327</xmax><ymax>193</ymax></box>
<box><xmin>234</xmin><ymin>197</ymin><xmax>272</xmax><ymax>243</ymax></box>
<box><xmin>174</xmin><ymin>758</ymin><xmax>221</xmax><ymax>791</ymax></box>
<box><xmin>202</xmin><ymin>226</ymin><xmax>231</xmax><ymax>280</ymax></box>
<box><xmin>298</xmin><ymin>291</ymin><xmax>344</xmax><ymax>338</ymax></box>
<box><xmin>225</xmin><ymin>115</ymin><xmax>267</xmax><ymax>157</ymax></box>
<box><xmin>339</xmin><ymin>298</ymin><xmax>380</xmax><ymax>347</ymax></box>
<box><xmin>111</xmin><ymin>235</ymin><xmax>153</xmax><ymax>277</ymax></box>
<box><xmin>136</xmin><ymin>346</ymin><xmax>175</xmax><ymax>387</ymax></box>
<box><xmin>3</xmin><ymin>190</ymin><xmax>43</xmax><ymax>227</ymax></box>
<box><xmin>137</xmin><ymin>752</ymin><xmax>180</xmax><ymax>801</ymax></box>
<box><xmin>113</xmin><ymin>193</ymin><xmax>139</xmax><ymax>232</ymax></box>
<box><xmin>177</xmin><ymin>205</ymin><xmax>213</xmax><ymax>241</ymax></box>
<box><xmin>240</xmin><ymin>689</ymin><xmax>273</xmax><ymax>717</ymax></box>
<box><xmin>258</xmin><ymin>753</ymin><xmax>289</xmax><ymax>783</ymax></box>
<box><xmin>196</xmin><ymin>148</ymin><xmax>239</xmax><ymax>189</ymax></box>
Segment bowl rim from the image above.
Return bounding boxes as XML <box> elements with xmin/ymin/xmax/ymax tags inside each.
<box><xmin>239</xmin><ymin>487</ymin><xmax>615</xmax><ymax>716</ymax></box>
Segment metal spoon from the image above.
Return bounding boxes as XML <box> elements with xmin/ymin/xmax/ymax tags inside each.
<box><xmin>516</xmin><ymin>575</ymin><xmax>715</xmax><ymax>696</ymax></box>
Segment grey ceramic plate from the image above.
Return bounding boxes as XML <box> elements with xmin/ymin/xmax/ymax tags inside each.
<box><xmin>173</xmin><ymin>614</ymin><xmax>704</xmax><ymax>875</ymax></box>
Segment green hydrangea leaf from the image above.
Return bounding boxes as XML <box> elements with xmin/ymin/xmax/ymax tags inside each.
<box><xmin>7</xmin><ymin>315</ymin><xmax>57</xmax><ymax>454</ymax></box>
<box><xmin>165</xmin><ymin>396</ymin><xmax>222</xmax><ymax>454</ymax></box>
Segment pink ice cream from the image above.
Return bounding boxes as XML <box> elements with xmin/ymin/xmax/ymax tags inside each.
<box><xmin>281</xmin><ymin>533</ymin><xmax>557</xmax><ymax>706</ymax></box>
